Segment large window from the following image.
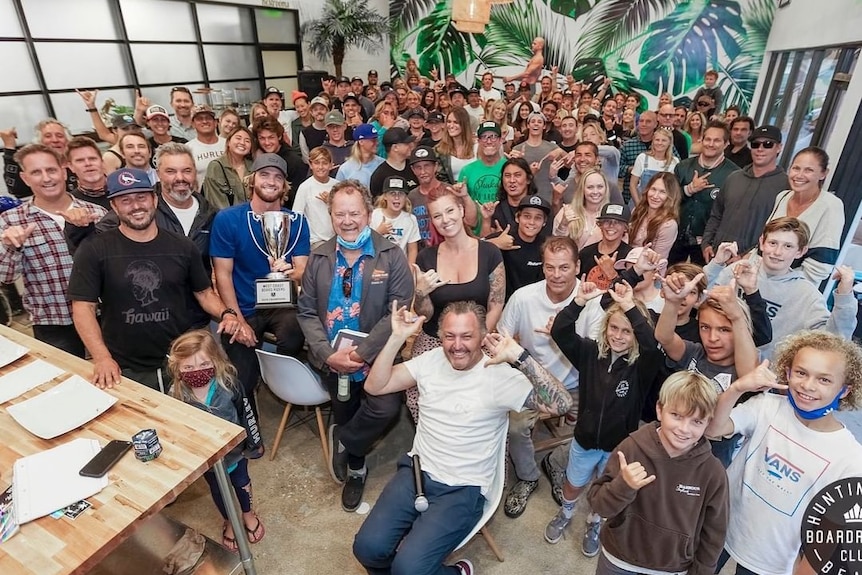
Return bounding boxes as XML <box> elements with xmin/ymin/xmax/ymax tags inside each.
<box><xmin>0</xmin><ymin>0</ymin><xmax>302</xmax><ymax>144</ymax></box>
<box><xmin>756</xmin><ymin>44</ymin><xmax>860</xmax><ymax>167</ymax></box>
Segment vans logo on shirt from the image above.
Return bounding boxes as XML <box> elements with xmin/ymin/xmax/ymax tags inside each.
<box><xmin>676</xmin><ymin>484</ymin><xmax>701</xmax><ymax>497</ymax></box>
<box><xmin>765</xmin><ymin>448</ymin><xmax>804</xmax><ymax>482</ymax></box>
<box><xmin>763</xmin><ymin>298</ymin><xmax>782</xmax><ymax>319</ymax></box>
<box><xmin>615</xmin><ymin>380</ymin><xmax>629</xmax><ymax>397</ymax></box>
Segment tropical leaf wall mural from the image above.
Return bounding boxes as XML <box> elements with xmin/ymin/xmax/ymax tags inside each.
<box><xmin>390</xmin><ymin>0</ymin><xmax>776</xmax><ymax>112</ymax></box>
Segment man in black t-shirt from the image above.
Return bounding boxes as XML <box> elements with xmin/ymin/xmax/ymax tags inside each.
<box><xmin>69</xmin><ymin>167</ymin><xmax>251</xmax><ymax>392</ymax></box>
<box><xmin>369</xmin><ymin>128</ymin><xmax>417</xmax><ymax>199</ymax></box>
<box><xmin>497</xmin><ymin>195</ymin><xmax>551</xmax><ymax>300</ymax></box>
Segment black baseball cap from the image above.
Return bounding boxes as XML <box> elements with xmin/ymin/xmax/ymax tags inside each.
<box><xmin>336</xmin><ymin>76</ymin><xmax>350</xmax><ymax>85</ymax></box>
<box><xmin>382</xmin><ymin>127</ymin><xmax>415</xmax><ymax>146</ymax></box>
<box><xmin>351</xmin><ymin>76</ymin><xmax>363</xmax><ymax>83</ymax></box>
<box><xmin>517</xmin><ymin>194</ymin><xmax>550</xmax><ymax>215</ymax></box>
<box><xmin>251</xmin><ymin>153</ymin><xmax>288</xmax><ymax>177</ymax></box>
<box><xmin>406</xmin><ymin>107</ymin><xmax>426</xmax><ymax>119</ymax></box>
<box><xmin>426</xmin><ymin>111</ymin><xmax>445</xmax><ymax>124</ymax></box>
<box><xmin>596</xmin><ymin>203</ymin><xmax>631</xmax><ymax>223</ymax></box>
<box><xmin>342</xmin><ymin>92</ymin><xmax>361</xmax><ymax>105</ymax></box>
<box><xmin>449</xmin><ymin>87</ymin><xmax>467</xmax><ymax>98</ymax></box>
<box><xmin>264</xmin><ymin>86</ymin><xmax>282</xmax><ymax>97</ymax></box>
<box><xmin>383</xmin><ymin>176</ymin><xmax>408</xmax><ymax>194</ymax></box>
<box><xmin>409</xmin><ymin>146</ymin><xmax>439</xmax><ymax>164</ymax></box>
<box><xmin>749</xmin><ymin>125</ymin><xmax>782</xmax><ymax>143</ymax></box>
<box><xmin>368</xmin><ymin>69</ymin><xmax>379</xmax><ymax>76</ymax></box>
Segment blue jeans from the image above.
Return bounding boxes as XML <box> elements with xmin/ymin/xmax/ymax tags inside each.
<box><xmin>353</xmin><ymin>455</ymin><xmax>485</xmax><ymax>575</ymax></box>
<box><xmin>716</xmin><ymin>549</ymin><xmax>761</xmax><ymax>575</ymax></box>
<box><xmin>710</xmin><ymin>433</ymin><xmax>741</xmax><ymax>469</ymax></box>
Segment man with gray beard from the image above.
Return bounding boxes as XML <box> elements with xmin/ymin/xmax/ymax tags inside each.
<box><xmin>69</xmin><ymin>166</ymin><xmax>251</xmax><ymax>392</ymax></box>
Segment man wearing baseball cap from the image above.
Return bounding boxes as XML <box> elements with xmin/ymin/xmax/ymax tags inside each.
<box><xmin>369</xmin><ymin>127</ymin><xmax>418</xmax><ymax>200</ymax></box>
<box><xmin>186</xmin><ymin>104</ymin><xmax>225</xmax><ymax>189</ymax></box>
<box><xmin>299</xmin><ymin>96</ymin><xmax>330</xmax><ymax>163</ymax></box>
<box><xmin>460</xmin><ymin>121</ymin><xmax>507</xmax><ymax>205</ymax></box>
<box><xmin>418</xmin><ymin>111</ymin><xmax>446</xmax><ymax>148</ymax></box>
<box><xmin>102</xmin><ymin>113</ymin><xmax>142</xmax><ymax>174</ymax></box>
<box><xmin>406</xmin><ymin>108</ymin><xmax>429</xmax><ymax>142</ymax></box>
<box><xmin>350</xmin><ymin>77</ymin><xmax>376</xmax><ymax>118</ymax></box>
<box><xmin>322</xmin><ymin>110</ymin><xmax>354</xmax><ymax>175</ymax></box>
<box><xmin>465</xmin><ymin>88</ymin><xmax>484</xmax><ymax>126</ymax></box>
<box><xmin>209</xmin><ymin>153</ymin><xmax>311</xmax><ymax>417</ymax></box>
<box><xmin>341</xmin><ymin>93</ymin><xmax>366</xmax><ymax>128</ymax></box>
<box><xmin>498</xmin><ymin>194</ymin><xmax>552</xmax><ymax>298</ymax></box>
<box><xmin>367</xmin><ymin>69</ymin><xmax>379</xmax><ymax>87</ymax></box>
<box><xmin>145</xmin><ymin>104</ymin><xmax>187</xmax><ymax>167</ymax></box>
<box><xmin>699</xmin><ymin>123</ymin><xmax>788</xmax><ymax>262</ymax></box>
<box><xmin>69</xmin><ymin>166</ymin><xmax>246</xmax><ymax>391</ymax></box>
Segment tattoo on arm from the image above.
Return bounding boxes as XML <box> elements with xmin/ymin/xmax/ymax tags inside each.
<box><xmin>520</xmin><ymin>356</ymin><xmax>574</xmax><ymax>415</ymax></box>
<box><xmin>489</xmin><ymin>263</ymin><xmax>505</xmax><ymax>306</ymax></box>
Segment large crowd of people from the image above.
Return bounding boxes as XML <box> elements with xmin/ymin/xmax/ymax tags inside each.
<box><xmin>1</xmin><ymin>37</ymin><xmax>860</xmax><ymax>575</ymax></box>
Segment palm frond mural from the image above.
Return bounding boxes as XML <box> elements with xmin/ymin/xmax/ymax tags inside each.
<box><xmin>389</xmin><ymin>0</ymin><xmax>776</xmax><ymax>113</ymax></box>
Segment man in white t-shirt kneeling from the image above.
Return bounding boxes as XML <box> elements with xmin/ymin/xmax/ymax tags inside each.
<box><xmin>354</xmin><ymin>300</ymin><xmax>574</xmax><ymax>575</ymax></box>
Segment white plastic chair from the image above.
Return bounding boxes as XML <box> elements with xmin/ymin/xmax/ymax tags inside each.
<box><xmin>452</xmin><ymin>426</ymin><xmax>507</xmax><ymax>562</ymax></box>
<box><xmin>255</xmin><ymin>349</ymin><xmax>331</xmax><ymax>467</ymax></box>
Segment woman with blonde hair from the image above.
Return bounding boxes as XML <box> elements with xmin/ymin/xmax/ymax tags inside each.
<box><xmin>435</xmin><ymin>106</ymin><xmax>476</xmax><ymax>183</ymax></box>
<box><xmin>627</xmin><ymin>172</ymin><xmax>680</xmax><ymax>259</ymax></box>
<box><xmin>335</xmin><ymin>124</ymin><xmax>384</xmax><ymax>187</ymax></box>
<box><xmin>580</xmin><ymin>121</ymin><xmax>621</xmax><ymax>189</ymax></box>
<box><xmin>552</xmin><ymin>168</ymin><xmax>610</xmax><ymax>249</ymax></box>
<box><xmin>489</xmin><ymin>99</ymin><xmax>515</xmax><ymax>152</ymax></box>
<box><xmin>370</xmin><ymin>101</ymin><xmax>397</xmax><ymax>157</ymax></box>
<box><xmin>684</xmin><ymin>111</ymin><xmax>706</xmax><ymax>156</ymax></box>
<box><xmin>629</xmin><ymin>127</ymin><xmax>678</xmax><ymax>204</ymax></box>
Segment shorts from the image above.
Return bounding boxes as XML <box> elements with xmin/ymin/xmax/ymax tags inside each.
<box><xmin>565</xmin><ymin>439</ymin><xmax>611</xmax><ymax>488</ymax></box>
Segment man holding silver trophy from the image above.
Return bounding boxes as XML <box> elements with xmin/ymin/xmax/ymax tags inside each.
<box><xmin>210</xmin><ymin>154</ymin><xmax>311</xmax><ymax>418</ymax></box>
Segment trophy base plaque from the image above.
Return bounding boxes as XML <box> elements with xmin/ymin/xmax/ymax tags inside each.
<box><xmin>255</xmin><ymin>278</ymin><xmax>297</xmax><ymax>308</ymax></box>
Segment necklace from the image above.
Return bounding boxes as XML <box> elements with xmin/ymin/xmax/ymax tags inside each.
<box><xmin>698</xmin><ymin>153</ymin><xmax>725</xmax><ymax>171</ymax></box>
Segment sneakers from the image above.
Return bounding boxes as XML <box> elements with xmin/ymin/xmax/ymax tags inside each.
<box><xmin>504</xmin><ymin>479</ymin><xmax>539</xmax><ymax>518</ymax></box>
<box><xmin>453</xmin><ymin>559</ymin><xmax>474</xmax><ymax>575</ymax></box>
<box><xmin>544</xmin><ymin>508</ymin><xmax>572</xmax><ymax>544</ymax></box>
<box><xmin>341</xmin><ymin>467</ymin><xmax>366</xmax><ymax>512</ymax></box>
<box><xmin>582</xmin><ymin>518</ymin><xmax>601</xmax><ymax>557</ymax></box>
<box><xmin>327</xmin><ymin>424</ymin><xmax>348</xmax><ymax>484</ymax></box>
<box><xmin>540</xmin><ymin>453</ymin><xmax>564</xmax><ymax>506</ymax></box>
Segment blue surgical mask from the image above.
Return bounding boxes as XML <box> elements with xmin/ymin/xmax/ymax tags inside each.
<box><xmin>786</xmin><ymin>387</ymin><xmax>846</xmax><ymax>420</ymax></box>
<box><xmin>337</xmin><ymin>225</ymin><xmax>373</xmax><ymax>250</ymax></box>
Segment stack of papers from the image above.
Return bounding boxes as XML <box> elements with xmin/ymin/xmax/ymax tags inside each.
<box><xmin>0</xmin><ymin>360</ymin><xmax>65</xmax><ymax>404</ymax></box>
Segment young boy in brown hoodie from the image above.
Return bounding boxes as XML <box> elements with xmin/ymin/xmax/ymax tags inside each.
<box><xmin>587</xmin><ymin>371</ymin><xmax>728</xmax><ymax>575</ymax></box>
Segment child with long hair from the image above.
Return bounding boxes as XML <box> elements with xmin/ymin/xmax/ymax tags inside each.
<box><xmin>371</xmin><ymin>177</ymin><xmax>421</xmax><ymax>265</ymax></box>
<box><xmin>627</xmin><ymin>171</ymin><xmax>680</xmax><ymax>259</ymax></box>
<box><xmin>545</xmin><ymin>279</ymin><xmax>664</xmax><ymax>556</ymax></box>
<box><xmin>167</xmin><ymin>329</ymin><xmax>264</xmax><ymax>552</ymax></box>
<box><xmin>629</xmin><ymin>128</ymin><xmax>678</xmax><ymax>204</ymax></box>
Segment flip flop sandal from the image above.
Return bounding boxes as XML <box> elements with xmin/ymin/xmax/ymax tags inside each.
<box><xmin>222</xmin><ymin>523</ymin><xmax>239</xmax><ymax>552</ymax></box>
<box><xmin>245</xmin><ymin>516</ymin><xmax>266</xmax><ymax>544</ymax></box>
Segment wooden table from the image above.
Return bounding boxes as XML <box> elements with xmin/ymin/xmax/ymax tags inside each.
<box><xmin>0</xmin><ymin>326</ymin><xmax>256</xmax><ymax>575</ymax></box>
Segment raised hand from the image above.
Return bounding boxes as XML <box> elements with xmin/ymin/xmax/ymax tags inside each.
<box><xmin>448</xmin><ymin>182</ymin><xmax>468</xmax><ymax>198</ymax></box>
<box><xmin>483</xmin><ymin>330</ymin><xmax>525</xmax><ymax>367</ymax></box>
<box><xmin>534</xmin><ymin>314</ymin><xmax>555</xmax><ymax>335</ymax></box>
<box><xmin>732</xmin><ymin>359</ymin><xmax>786</xmax><ymax>394</ymax></box>
<box><xmin>551</xmin><ymin>182</ymin><xmax>566</xmax><ymax>204</ymax></box>
<box><xmin>59</xmin><ymin>207</ymin><xmax>101</xmax><ymax>227</ymax></box>
<box><xmin>412</xmin><ymin>263</ymin><xmax>449</xmax><ymax>297</ymax></box>
<box><xmin>833</xmin><ymin>264</ymin><xmax>856</xmax><ymax>295</ymax></box>
<box><xmin>529</xmin><ymin>161</ymin><xmax>541</xmax><ymax>175</ymax></box>
<box><xmin>595</xmin><ymin>251</ymin><xmax>618</xmax><ymax>279</ymax></box>
<box><xmin>689</xmin><ymin>170</ymin><xmax>711</xmax><ymax>195</ymax></box>
<box><xmin>661</xmin><ymin>271</ymin><xmax>704</xmax><ymax>304</ymax></box>
<box><xmin>617</xmin><ymin>451</ymin><xmax>656</xmax><ymax>490</ymax></box>
<box><xmin>634</xmin><ymin>245</ymin><xmax>663</xmax><ymax>275</ymax></box>
<box><xmin>389</xmin><ymin>300</ymin><xmax>426</xmax><ymax>341</ymax></box>
<box><xmin>549</xmin><ymin>157</ymin><xmax>566</xmax><ymax>180</ymax></box>
<box><xmin>713</xmin><ymin>241</ymin><xmax>739</xmax><ymax>265</ymax></box>
<box><xmin>607</xmin><ymin>280</ymin><xmax>635</xmax><ymax>310</ymax></box>
<box><xmin>134</xmin><ymin>89</ymin><xmax>151</xmax><ymax>114</ymax></box>
<box><xmin>376</xmin><ymin>219</ymin><xmax>394</xmax><ymax>236</ymax></box>
<box><xmin>489</xmin><ymin>222</ymin><xmax>520</xmax><ymax>251</ymax></box>
<box><xmin>76</xmin><ymin>88</ymin><xmax>98</xmax><ymax>109</ymax></box>
<box><xmin>315</xmin><ymin>190</ymin><xmax>330</xmax><ymax>204</ymax></box>
<box><xmin>575</xmin><ymin>275</ymin><xmax>604</xmax><ymax>305</ymax></box>
<box><xmin>562</xmin><ymin>204</ymin><xmax>578</xmax><ymax>224</ymax></box>
<box><xmin>706</xmin><ymin>279</ymin><xmax>744</xmax><ymax>321</ymax></box>
<box><xmin>0</xmin><ymin>223</ymin><xmax>36</xmax><ymax>248</ymax></box>
<box><xmin>480</xmin><ymin>201</ymin><xmax>498</xmax><ymax>221</ymax></box>
<box><xmin>732</xmin><ymin>259</ymin><xmax>759</xmax><ymax>294</ymax></box>
<box><xmin>0</xmin><ymin>127</ymin><xmax>18</xmax><ymax>148</ymax></box>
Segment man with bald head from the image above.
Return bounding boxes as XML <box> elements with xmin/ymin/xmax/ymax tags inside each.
<box><xmin>503</xmin><ymin>37</ymin><xmax>545</xmax><ymax>93</ymax></box>
<box><xmin>618</xmin><ymin>110</ymin><xmax>657</xmax><ymax>205</ymax></box>
<box><xmin>658</xmin><ymin>104</ymin><xmax>689</xmax><ymax>159</ymax></box>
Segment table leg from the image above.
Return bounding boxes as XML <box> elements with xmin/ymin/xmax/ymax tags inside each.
<box><xmin>213</xmin><ymin>459</ymin><xmax>258</xmax><ymax>575</ymax></box>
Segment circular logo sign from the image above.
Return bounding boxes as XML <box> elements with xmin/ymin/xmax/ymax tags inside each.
<box><xmin>800</xmin><ymin>477</ymin><xmax>862</xmax><ymax>574</ymax></box>
<box><xmin>118</xmin><ymin>171</ymin><xmax>141</xmax><ymax>186</ymax></box>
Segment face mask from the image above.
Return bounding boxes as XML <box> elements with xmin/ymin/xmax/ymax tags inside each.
<box><xmin>337</xmin><ymin>225</ymin><xmax>372</xmax><ymax>250</ymax></box>
<box><xmin>786</xmin><ymin>387</ymin><xmax>846</xmax><ymax>420</ymax></box>
<box><xmin>179</xmin><ymin>367</ymin><xmax>215</xmax><ymax>388</ymax></box>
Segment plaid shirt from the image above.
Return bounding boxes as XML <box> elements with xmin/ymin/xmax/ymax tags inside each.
<box><xmin>0</xmin><ymin>197</ymin><xmax>106</xmax><ymax>325</ymax></box>
<box><xmin>619</xmin><ymin>137</ymin><xmax>650</xmax><ymax>200</ymax></box>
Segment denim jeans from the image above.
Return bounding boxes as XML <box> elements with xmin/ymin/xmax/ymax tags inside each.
<box><xmin>203</xmin><ymin>458</ymin><xmax>252</xmax><ymax>518</ymax></box>
<box><xmin>353</xmin><ymin>455</ymin><xmax>484</xmax><ymax>575</ymax></box>
<box><xmin>508</xmin><ymin>408</ymin><xmax>541</xmax><ymax>481</ymax></box>
<box><xmin>710</xmin><ymin>433</ymin><xmax>741</xmax><ymax>469</ymax></box>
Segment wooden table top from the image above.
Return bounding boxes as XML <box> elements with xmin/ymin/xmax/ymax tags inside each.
<box><xmin>0</xmin><ymin>326</ymin><xmax>245</xmax><ymax>575</ymax></box>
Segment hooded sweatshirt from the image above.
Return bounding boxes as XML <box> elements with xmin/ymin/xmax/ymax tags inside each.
<box><xmin>588</xmin><ymin>423</ymin><xmax>728</xmax><ymax>575</ymax></box>
<box><xmin>705</xmin><ymin>256</ymin><xmax>857</xmax><ymax>360</ymax></box>
<box><xmin>702</xmin><ymin>165</ymin><xmax>789</xmax><ymax>253</ymax></box>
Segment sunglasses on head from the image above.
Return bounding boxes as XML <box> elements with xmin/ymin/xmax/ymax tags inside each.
<box><xmin>751</xmin><ymin>140</ymin><xmax>777</xmax><ymax>149</ymax></box>
<box><xmin>342</xmin><ymin>267</ymin><xmax>353</xmax><ymax>298</ymax></box>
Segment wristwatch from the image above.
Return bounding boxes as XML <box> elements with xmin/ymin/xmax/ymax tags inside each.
<box><xmin>220</xmin><ymin>308</ymin><xmax>238</xmax><ymax>320</ymax></box>
<box><xmin>513</xmin><ymin>348</ymin><xmax>530</xmax><ymax>368</ymax></box>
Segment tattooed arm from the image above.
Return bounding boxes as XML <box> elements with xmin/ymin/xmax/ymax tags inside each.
<box><xmin>486</xmin><ymin>261</ymin><xmax>505</xmax><ymax>332</ymax></box>
<box><xmin>484</xmin><ymin>332</ymin><xmax>574</xmax><ymax>416</ymax></box>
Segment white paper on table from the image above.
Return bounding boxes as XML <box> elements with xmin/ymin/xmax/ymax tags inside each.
<box><xmin>0</xmin><ymin>335</ymin><xmax>28</xmax><ymax>369</ymax></box>
<box><xmin>0</xmin><ymin>360</ymin><xmax>65</xmax><ymax>404</ymax></box>
<box><xmin>12</xmin><ymin>438</ymin><xmax>107</xmax><ymax>524</ymax></box>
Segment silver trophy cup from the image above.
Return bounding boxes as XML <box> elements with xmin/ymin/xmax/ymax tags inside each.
<box><xmin>261</xmin><ymin>211</ymin><xmax>291</xmax><ymax>279</ymax></box>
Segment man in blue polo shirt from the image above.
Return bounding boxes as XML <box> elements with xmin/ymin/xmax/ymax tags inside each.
<box><xmin>210</xmin><ymin>154</ymin><xmax>311</xmax><ymax>416</ymax></box>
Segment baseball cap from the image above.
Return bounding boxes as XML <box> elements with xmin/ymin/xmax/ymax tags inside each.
<box><xmin>517</xmin><ymin>194</ymin><xmax>550</xmax><ymax>215</ymax></box>
<box><xmin>145</xmin><ymin>105</ymin><xmax>169</xmax><ymax>121</ymax></box>
<box><xmin>191</xmin><ymin>104</ymin><xmax>215</xmax><ymax>118</ymax></box>
<box><xmin>336</xmin><ymin>76</ymin><xmax>350</xmax><ymax>85</ymax></box>
<box><xmin>342</xmin><ymin>92</ymin><xmax>361</xmax><ymax>105</ymax></box>
<box><xmin>264</xmin><ymin>86</ymin><xmax>282</xmax><ymax>97</ymax></box>
<box><xmin>353</xmin><ymin>123</ymin><xmax>379</xmax><ymax>141</ymax></box>
<box><xmin>351</xmin><ymin>76</ymin><xmax>363</xmax><ymax>83</ymax></box>
<box><xmin>504</xmin><ymin>81</ymin><xmax>515</xmax><ymax>88</ymax></box>
<box><xmin>309</xmin><ymin>96</ymin><xmax>329</xmax><ymax>109</ymax></box>
<box><xmin>251</xmin><ymin>153</ymin><xmax>287</xmax><ymax>177</ymax></box>
<box><xmin>111</xmin><ymin>114</ymin><xmax>140</xmax><ymax>129</ymax></box>
<box><xmin>291</xmin><ymin>90</ymin><xmax>308</xmax><ymax>103</ymax></box>
<box><xmin>406</xmin><ymin>107</ymin><xmax>426</xmax><ymax>119</ymax></box>
<box><xmin>409</xmin><ymin>145</ymin><xmax>439</xmax><ymax>164</ymax></box>
<box><xmin>749</xmin><ymin>124</ymin><xmax>782</xmax><ymax>143</ymax></box>
<box><xmin>368</xmin><ymin>69</ymin><xmax>378</xmax><ymax>76</ymax></box>
<box><xmin>596</xmin><ymin>203</ymin><xmax>631</xmax><ymax>223</ymax></box>
<box><xmin>477</xmin><ymin>121</ymin><xmax>501</xmax><ymax>137</ymax></box>
<box><xmin>426</xmin><ymin>111</ymin><xmax>445</xmax><ymax>124</ymax></box>
<box><xmin>467</xmin><ymin>88</ymin><xmax>480</xmax><ymax>96</ymax></box>
<box><xmin>382</xmin><ymin>127</ymin><xmax>415</xmax><ymax>146</ymax></box>
<box><xmin>527</xmin><ymin>111</ymin><xmax>545</xmax><ymax>123</ymax></box>
<box><xmin>324</xmin><ymin>110</ymin><xmax>346</xmax><ymax>126</ymax></box>
<box><xmin>106</xmin><ymin>168</ymin><xmax>154</xmax><ymax>199</ymax></box>
<box><xmin>614</xmin><ymin>247</ymin><xmax>668</xmax><ymax>276</ymax></box>
<box><xmin>449</xmin><ymin>87</ymin><xmax>467</xmax><ymax>98</ymax></box>
<box><xmin>383</xmin><ymin>176</ymin><xmax>408</xmax><ymax>194</ymax></box>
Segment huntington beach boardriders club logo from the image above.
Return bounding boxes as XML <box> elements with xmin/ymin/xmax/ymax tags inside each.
<box><xmin>801</xmin><ymin>477</ymin><xmax>862</xmax><ymax>574</ymax></box>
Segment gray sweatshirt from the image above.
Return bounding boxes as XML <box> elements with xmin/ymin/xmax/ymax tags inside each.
<box><xmin>705</xmin><ymin>256</ymin><xmax>857</xmax><ymax>360</ymax></box>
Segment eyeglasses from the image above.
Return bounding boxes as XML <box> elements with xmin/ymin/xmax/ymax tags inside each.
<box><xmin>697</xmin><ymin>101</ymin><xmax>711</xmax><ymax>107</ymax></box>
<box><xmin>750</xmin><ymin>140</ymin><xmax>777</xmax><ymax>149</ymax></box>
<box><xmin>342</xmin><ymin>267</ymin><xmax>353</xmax><ymax>298</ymax></box>
<box><xmin>170</xmin><ymin>86</ymin><xmax>191</xmax><ymax>96</ymax></box>
<box><xmin>479</xmin><ymin>134</ymin><xmax>500</xmax><ymax>142</ymax></box>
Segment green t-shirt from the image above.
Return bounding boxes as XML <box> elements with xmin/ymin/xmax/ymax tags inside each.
<box><xmin>460</xmin><ymin>157</ymin><xmax>506</xmax><ymax>205</ymax></box>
